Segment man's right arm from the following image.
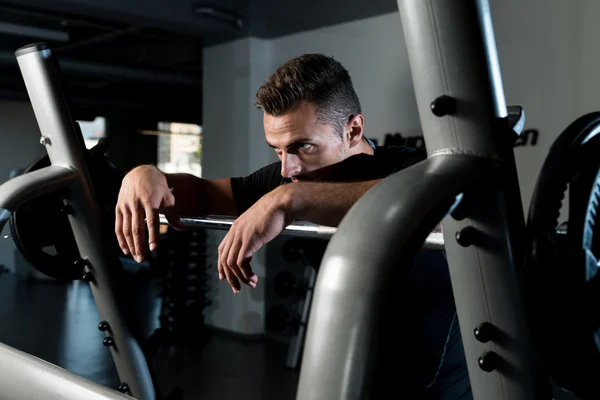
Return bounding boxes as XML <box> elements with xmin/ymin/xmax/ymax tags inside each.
<box><xmin>164</xmin><ymin>172</ymin><xmax>238</xmax><ymax>217</ymax></box>
<box><xmin>115</xmin><ymin>164</ymin><xmax>238</xmax><ymax>262</ymax></box>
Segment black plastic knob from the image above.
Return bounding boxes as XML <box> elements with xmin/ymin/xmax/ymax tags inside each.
<box><xmin>61</xmin><ymin>204</ymin><xmax>74</xmax><ymax>215</ymax></box>
<box><xmin>478</xmin><ymin>351</ymin><xmax>502</xmax><ymax>372</ymax></box>
<box><xmin>430</xmin><ymin>95</ymin><xmax>455</xmax><ymax>117</ymax></box>
<box><xmin>118</xmin><ymin>382</ymin><xmax>130</xmax><ymax>393</ymax></box>
<box><xmin>82</xmin><ymin>271</ymin><xmax>94</xmax><ymax>282</ymax></box>
<box><xmin>455</xmin><ymin>226</ymin><xmax>477</xmax><ymax>247</ymax></box>
<box><xmin>474</xmin><ymin>322</ymin><xmax>497</xmax><ymax>343</ymax></box>
<box><xmin>98</xmin><ymin>321</ymin><xmax>110</xmax><ymax>332</ymax></box>
<box><xmin>103</xmin><ymin>336</ymin><xmax>114</xmax><ymax>347</ymax></box>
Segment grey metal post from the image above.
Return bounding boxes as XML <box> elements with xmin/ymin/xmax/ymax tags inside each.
<box><xmin>397</xmin><ymin>0</ymin><xmax>548</xmax><ymax>398</ymax></box>
<box><xmin>0</xmin><ymin>342</ymin><xmax>134</xmax><ymax>400</ymax></box>
<box><xmin>296</xmin><ymin>0</ymin><xmax>549</xmax><ymax>399</ymax></box>
<box><xmin>15</xmin><ymin>44</ymin><xmax>157</xmax><ymax>400</ymax></box>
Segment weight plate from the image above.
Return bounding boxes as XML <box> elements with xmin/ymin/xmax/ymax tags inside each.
<box><xmin>9</xmin><ymin>144</ymin><xmax>123</xmax><ymax>281</ymax></box>
<box><xmin>266</xmin><ymin>306</ymin><xmax>291</xmax><ymax>332</ymax></box>
<box><xmin>525</xmin><ymin>112</ymin><xmax>600</xmax><ymax>399</ymax></box>
<box><xmin>274</xmin><ymin>271</ymin><xmax>296</xmax><ymax>298</ymax></box>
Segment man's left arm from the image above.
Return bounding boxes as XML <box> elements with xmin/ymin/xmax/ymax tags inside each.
<box><xmin>217</xmin><ymin>179</ymin><xmax>383</xmax><ymax>292</ymax></box>
<box><xmin>280</xmin><ymin>179</ymin><xmax>442</xmax><ymax>230</ymax></box>
<box><xmin>278</xmin><ymin>179</ymin><xmax>383</xmax><ymax>227</ymax></box>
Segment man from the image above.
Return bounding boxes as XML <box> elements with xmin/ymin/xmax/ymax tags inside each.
<box><xmin>115</xmin><ymin>53</ymin><xmax>472</xmax><ymax>398</ymax></box>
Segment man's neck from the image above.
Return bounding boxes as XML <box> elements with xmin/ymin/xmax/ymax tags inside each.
<box><xmin>358</xmin><ymin>137</ymin><xmax>376</xmax><ymax>155</ymax></box>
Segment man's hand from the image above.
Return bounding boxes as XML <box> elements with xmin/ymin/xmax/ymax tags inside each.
<box><xmin>218</xmin><ymin>186</ymin><xmax>294</xmax><ymax>293</ymax></box>
<box><xmin>115</xmin><ymin>165</ymin><xmax>184</xmax><ymax>263</ymax></box>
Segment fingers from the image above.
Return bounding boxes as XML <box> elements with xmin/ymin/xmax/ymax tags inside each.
<box><xmin>121</xmin><ymin>208</ymin><xmax>136</xmax><ymax>257</ymax></box>
<box><xmin>236</xmin><ymin>242</ymin><xmax>256</xmax><ymax>284</ymax></box>
<box><xmin>116</xmin><ymin>200</ymin><xmax>152</xmax><ymax>262</ymax></box>
<box><xmin>226</xmin><ymin>236</ymin><xmax>251</xmax><ymax>283</ymax></box>
<box><xmin>218</xmin><ymin>232</ymin><xmax>242</xmax><ymax>293</ymax></box>
<box><xmin>221</xmin><ymin>261</ymin><xmax>240</xmax><ymax>293</ymax></box>
<box><xmin>218</xmin><ymin>225</ymin><xmax>261</xmax><ymax>293</ymax></box>
<box><xmin>217</xmin><ymin>256</ymin><xmax>225</xmax><ymax>281</ymax></box>
<box><xmin>145</xmin><ymin>204</ymin><xmax>159</xmax><ymax>252</ymax></box>
<box><xmin>131</xmin><ymin>203</ymin><xmax>146</xmax><ymax>262</ymax></box>
<box><xmin>115</xmin><ymin>208</ymin><xmax>129</xmax><ymax>255</ymax></box>
<box><xmin>240</xmin><ymin>258</ymin><xmax>257</xmax><ymax>288</ymax></box>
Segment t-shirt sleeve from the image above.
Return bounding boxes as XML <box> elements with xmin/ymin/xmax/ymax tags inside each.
<box><xmin>229</xmin><ymin>161</ymin><xmax>284</xmax><ymax>214</ymax></box>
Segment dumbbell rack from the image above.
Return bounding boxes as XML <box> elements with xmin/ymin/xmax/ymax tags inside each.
<box><xmin>265</xmin><ymin>237</ymin><xmax>321</xmax><ymax>370</ymax></box>
<box><xmin>156</xmin><ymin>228</ymin><xmax>212</xmax><ymax>346</ymax></box>
<box><xmin>284</xmin><ymin>264</ymin><xmax>317</xmax><ymax>370</ymax></box>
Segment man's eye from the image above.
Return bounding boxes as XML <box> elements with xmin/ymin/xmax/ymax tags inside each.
<box><xmin>298</xmin><ymin>143</ymin><xmax>312</xmax><ymax>150</ymax></box>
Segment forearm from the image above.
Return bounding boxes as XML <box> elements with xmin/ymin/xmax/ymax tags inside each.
<box><xmin>163</xmin><ymin>172</ymin><xmax>205</xmax><ymax>215</ymax></box>
<box><xmin>163</xmin><ymin>172</ymin><xmax>237</xmax><ymax>216</ymax></box>
<box><xmin>281</xmin><ymin>180</ymin><xmax>382</xmax><ymax>227</ymax></box>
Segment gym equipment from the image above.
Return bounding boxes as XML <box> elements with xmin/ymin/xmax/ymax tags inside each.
<box><xmin>158</xmin><ymin>214</ymin><xmax>569</xmax><ymax>250</ymax></box>
<box><xmin>0</xmin><ymin>342</ymin><xmax>133</xmax><ymax>400</ymax></box>
<box><xmin>266</xmin><ymin>264</ymin><xmax>317</xmax><ymax>370</ymax></box>
<box><xmin>156</xmin><ymin>229</ymin><xmax>212</xmax><ymax>346</ymax></box>
<box><xmin>2</xmin><ymin>1</ymin><xmax>599</xmax><ymax>399</ymax></box>
<box><xmin>294</xmin><ymin>0</ymin><xmax>553</xmax><ymax>399</ymax></box>
<box><xmin>8</xmin><ymin>139</ymin><xmax>123</xmax><ymax>280</ymax></box>
<box><xmin>0</xmin><ymin>43</ymin><xmax>161</xmax><ymax>399</ymax></box>
<box><xmin>158</xmin><ymin>214</ymin><xmax>446</xmax><ymax>249</ymax></box>
<box><xmin>266</xmin><ymin>305</ymin><xmax>299</xmax><ymax>332</ymax></box>
<box><xmin>525</xmin><ymin>112</ymin><xmax>600</xmax><ymax>399</ymax></box>
<box><xmin>274</xmin><ymin>271</ymin><xmax>303</xmax><ymax>298</ymax></box>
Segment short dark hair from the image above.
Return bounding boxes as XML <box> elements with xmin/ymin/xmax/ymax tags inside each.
<box><xmin>255</xmin><ymin>53</ymin><xmax>362</xmax><ymax>136</ymax></box>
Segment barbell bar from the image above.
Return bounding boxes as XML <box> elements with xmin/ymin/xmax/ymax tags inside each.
<box><xmin>159</xmin><ymin>214</ymin><xmax>446</xmax><ymax>250</ymax></box>
<box><xmin>158</xmin><ymin>214</ymin><xmax>568</xmax><ymax>251</ymax></box>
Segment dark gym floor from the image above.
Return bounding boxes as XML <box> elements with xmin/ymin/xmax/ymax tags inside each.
<box><xmin>0</xmin><ymin>268</ymin><xmax>581</xmax><ymax>400</ymax></box>
<box><xmin>0</xmin><ymin>270</ymin><xmax>299</xmax><ymax>400</ymax></box>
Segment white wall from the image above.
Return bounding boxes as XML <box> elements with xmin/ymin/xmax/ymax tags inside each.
<box><xmin>270</xmin><ymin>13</ymin><xmax>422</xmax><ymax>139</ymax></box>
<box><xmin>0</xmin><ymin>100</ymin><xmax>47</xmax><ymax>273</ymax></box>
<box><xmin>202</xmin><ymin>37</ymin><xmax>277</xmax><ymax>335</ymax></box>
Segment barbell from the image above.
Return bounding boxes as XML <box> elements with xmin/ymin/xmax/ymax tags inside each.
<box><xmin>158</xmin><ymin>214</ymin><xmax>568</xmax><ymax>249</ymax></box>
<box><xmin>158</xmin><ymin>214</ymin><xmax>446</xmax><ymax>249</ymax></box>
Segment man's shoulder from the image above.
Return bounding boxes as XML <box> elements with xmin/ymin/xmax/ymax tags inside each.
<box><xmin>374</xmin><ymin>145</ymin><xmax>427</xmax><ymax>168</ymax></box>
<box><xmin>374</xmin><ymin>145</ymin><xmax>425</xmax><ymax>157</ymax></box>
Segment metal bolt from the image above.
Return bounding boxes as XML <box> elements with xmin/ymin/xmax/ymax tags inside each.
<box><xmin>103</xmin><ymin>336</ymin><xmax>114</xmax><ymax>347</ymax></box>
<box><xmin>98</xmin><ymin>321</ymin><xmax>110</xmax><ymax>332</ymax></box>
<box><xmin>430</xmin><ymin>95</ymin><xmax>455</xmax><ymax>117</ymax></box>
<box><xmin>455</xmin><ymin>226</ymin><xmax>477</xmax><ymax>247</ymax></box>
<box><xmin>82</xmin><ymin>271</ymin><xmax>94</xmax><ymax>283</ymax></box>
<box><xmin>478</xmin><ymin>351</ymin><xmax>502</xmax><ymax>372</ymax></box>
<box><xmin>39</xmin><ymin>136</ymin><xmax>51</xmax><ymax>145</ymax></box>
<box><xmin>474</xmin><ymin>322</ymin><xmax>497</xmax><ymax>343</ymax></box>
<box><xmin>118</xmin><ymin>382</ymin><xmax>130</xmax><ymax>393</ymax></box>
<box><xmin>61</xmin><ymin>204</ymin><xmax>74</xmax><ymax>215</ymax></box>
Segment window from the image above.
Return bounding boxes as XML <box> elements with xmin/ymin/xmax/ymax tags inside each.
<box><xmin>76</xmin><ymin>116</ymin><xmax>106</xmax><ymax>150</ymax></box>
<box><xmin>155</xmin><ymin>122</ymin><xmax>203</xmax><ymax>178</ymax></box>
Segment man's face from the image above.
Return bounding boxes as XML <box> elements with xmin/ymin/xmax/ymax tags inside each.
<box><xmin>264</xmin><ymin>102</ymin><xmax>348</xmax><ymax>182</ymax></box>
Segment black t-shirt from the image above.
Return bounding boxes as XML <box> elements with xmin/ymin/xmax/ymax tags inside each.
<box><xmin>230</xmin><ymin>144</ymin><xmax>427</xmax><ymax>214</ymax></box>
<box><xmin>229</xmin><ymin>142</ymin><xmax>471</xmax><ymax>399</ymax></box>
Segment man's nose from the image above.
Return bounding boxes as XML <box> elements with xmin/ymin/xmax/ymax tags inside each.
<box><xmin>281</xmin><ymin>153</ymin><xmax>301</xmax><ymax>178</ymax></box>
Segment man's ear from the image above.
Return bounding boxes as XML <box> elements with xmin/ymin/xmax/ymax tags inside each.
<box><xmin>345</xmin><ymin>114</ymin><xmax>365</xmax><ymax>148</ymax></box>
